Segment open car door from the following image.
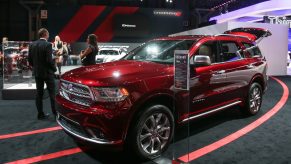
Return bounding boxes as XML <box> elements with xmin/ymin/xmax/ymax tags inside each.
<box><xmin>224</xmin><ymin>27</ymin><xmax>272</xmax><ymax>43</ymax></box>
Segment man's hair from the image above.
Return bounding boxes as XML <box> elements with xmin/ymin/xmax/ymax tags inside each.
<box><xmin>38</xmin><ymin>28</ymin><xmax>48</xmax><ymax>38</ymax></box>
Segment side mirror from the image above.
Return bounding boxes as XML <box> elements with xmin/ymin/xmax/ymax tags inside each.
<box><xmin>193</xmin><ymin>55</ymin><xmax>211</xmax><ymax>67</ymax></box>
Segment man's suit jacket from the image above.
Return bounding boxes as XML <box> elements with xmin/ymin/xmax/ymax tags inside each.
<box><xmin>28</xmin><ymin>39</ymin><xmax>57</xmax><ymax>78</ymax></box>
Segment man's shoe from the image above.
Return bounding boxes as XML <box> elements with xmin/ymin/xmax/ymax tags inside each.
<box><xmin>37</xmin><ymin>113</ymin><xmax>50</xmax><ymax>120</ymax></box>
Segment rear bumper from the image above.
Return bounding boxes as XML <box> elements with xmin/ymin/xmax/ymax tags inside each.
<box><xmin>263</xmin><ymin>75</ymin><xmax>269</xmax><ymax>94</ymax></box>
<box><xmin>56</xmin><ymin>94</ymin><xmax>132</xmax><ymax>146</ymax></box>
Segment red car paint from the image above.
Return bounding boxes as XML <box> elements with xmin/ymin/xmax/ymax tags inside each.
<box><xmin>56</xmin><ymin>28</ymin><xmax>269</xmax><ymax>148</ymax></box>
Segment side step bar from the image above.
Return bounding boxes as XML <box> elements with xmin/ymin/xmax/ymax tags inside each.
<box><xmin>181</xmin><ymin>101</ymin><xmax>242</xmax><ymax>123</ymax></box>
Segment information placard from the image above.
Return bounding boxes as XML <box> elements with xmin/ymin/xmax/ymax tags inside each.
<box><xmin>174</xmin><ymin>50</ymin><xmax>189</xmax><ymax>90</ymax></box>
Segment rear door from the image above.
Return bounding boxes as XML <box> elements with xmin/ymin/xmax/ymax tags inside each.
<box><xmin>241</xmin><ymin>42</ymin><xmax>268</xmax><ymax>88</ymax></box>
<box><xmin>216</xmin><ymin>39</ymin><xmax>251</xmax><ymax>103</ymax></box>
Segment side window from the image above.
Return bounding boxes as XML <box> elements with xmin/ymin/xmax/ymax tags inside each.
<box><xmin>193</xmin><ymin>41</ymin><xmax>219</xmax><ymax>63</ymax></box>
<box><xmin>219</xmin><ymin>41</ymin><xmax>242</xmax><ymax>62</ymax></box>
<box><xmin>242</xmin><ymin>42</ymin><xmax>262</xmax><ymax>58</ymax></box>
<box><xmin>163</xmin><ymin>40</ymin><xmax>195</xmax><ymax>60</ymax></box>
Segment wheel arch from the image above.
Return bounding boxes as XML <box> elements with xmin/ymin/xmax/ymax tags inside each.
<box><xmin>250</xmin><ymin>74</ymin><xmax>265</xmax><ymax>91</ymax></box>
<box><xmin>124</xmin><ymin>93</ymin><xmax>177</xmax><ymax>142</ymax></box>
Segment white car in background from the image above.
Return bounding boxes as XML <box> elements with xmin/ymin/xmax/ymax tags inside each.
<box><xmin>96</xmin><ymin>46</ymin><xmax>128</xmax><ymax>63</ymax></box>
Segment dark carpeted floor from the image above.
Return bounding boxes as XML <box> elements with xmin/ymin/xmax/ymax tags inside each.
<box><xmin>0</xmin><ymin>76</ymin><xmax>290</xmax><ymax>164</ymax></box>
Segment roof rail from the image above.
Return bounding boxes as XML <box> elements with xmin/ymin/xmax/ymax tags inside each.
<box><xmin>168</xmin><ymin>35</ymin><xmax>210</xmax><ymax>37</ymax></box>
<box><xmin>214</xmin><ymin>34</ymin><xmax>250</xmax><ymax>40</ymax></box>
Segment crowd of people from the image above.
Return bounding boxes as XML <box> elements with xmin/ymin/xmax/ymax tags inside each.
<box><xmin>1</xmin><ymin>32</ymin><xmax>98</xmax><ymax>77</ymax></box>
<box><xmin>29</xmin><ymin>28</ymin><xmax>98</xmax><ymax>119</ymax></box>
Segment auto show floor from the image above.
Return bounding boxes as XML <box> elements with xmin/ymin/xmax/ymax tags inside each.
<box><xmin>0</xmin><ymin>76</ymin><xmax>290</xmax><ymax>164</ymax></box>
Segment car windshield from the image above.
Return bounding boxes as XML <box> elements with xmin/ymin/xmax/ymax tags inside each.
<box><xmin>124</xmin><ymin>40</ymin><xmax>196</xmax><ymax>64</ymax></box>
<box><xmin>99</xmin><ymin>50</ymin><xmax>119</xmax><ymax>56</ymax></box>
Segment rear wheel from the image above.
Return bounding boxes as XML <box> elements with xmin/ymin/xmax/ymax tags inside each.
<box><xmin>128</xmin><ymin>104</ymin><xmax>174</xmax><ymax>160</ymax></box>
<box><xmin>242</xmin><ymin>82</ymin><xmax>263</xmax><ymax>115</ymax></box>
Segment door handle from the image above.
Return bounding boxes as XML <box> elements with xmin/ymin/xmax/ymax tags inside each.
<box><xmin>213</xmin><ymin>70</ymin><xmax>226</xmax><ymax>74</ymax></box>
<box><xmin>247</xmin><ymin>64</ymin><xmax>255</xmax><ymax>69</ymax></box>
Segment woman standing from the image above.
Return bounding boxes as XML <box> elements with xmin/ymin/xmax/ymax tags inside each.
<box><xmin>53</xmin><ymin>36</ymin><xmax>63</xmax><ymax>75</ymax></box>
<box><xmin>80</xmin><ymin>34</ymin><xmax>98</xmax><ymax>66</ymax></box>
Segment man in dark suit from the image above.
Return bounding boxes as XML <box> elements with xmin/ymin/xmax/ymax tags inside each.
<box><xmin>28</xmin><ymin>28</ymin><xmax>57</xmax><ymax>120</ymax></box>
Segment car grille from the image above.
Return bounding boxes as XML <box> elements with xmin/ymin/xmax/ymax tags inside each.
<box><xmin>60</xmin><ymin>80</ymin><xmax>93</xmax><ymax>106</ymax></box>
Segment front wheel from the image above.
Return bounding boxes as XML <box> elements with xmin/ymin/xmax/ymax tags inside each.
<box><xmin>242</xmin><ymin>82</ymin><xmax>263</xmax><ymax>116</ymax></box>
<box><xmin>128</xmin><ymin>104</ymin><xmax>174</xmax><ymax>160</ymax></box>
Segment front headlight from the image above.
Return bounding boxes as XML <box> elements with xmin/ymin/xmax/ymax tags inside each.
<box><xmin>91</xmin><ymin>87</ymin><xmax>129</xmax><ymax>102</ymax></box>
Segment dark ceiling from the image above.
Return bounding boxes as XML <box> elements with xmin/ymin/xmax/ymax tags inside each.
<box><xmin>43</xmin><ymin>0</ymin><xmax>270</xmax><ymax>11</ymax></box>
<box><xmin>41</xmin><ymin>0</ymin><xmax>271</xmax><ymax>17</ymax></box>
<box><xmin>194</xmin><ymin>0</ymin><xmax>269</xmax><ymax>10</ymax></box>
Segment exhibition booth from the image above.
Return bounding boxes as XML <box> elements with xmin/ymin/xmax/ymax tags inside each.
<box><xmin>1</xmin><ymin>0</ymin><xmax>291</xmax><ymax>164</ymax></box>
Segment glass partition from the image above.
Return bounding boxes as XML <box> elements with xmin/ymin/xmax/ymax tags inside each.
<box><xmin>2</xmin><ymin>41</ymin><xmax>35</xmax><ymax>90</ymax></box>
<box><xmin>171</xmin><ymin>50</ymin><xmax>191</xmax><ymax>163</ymax></box>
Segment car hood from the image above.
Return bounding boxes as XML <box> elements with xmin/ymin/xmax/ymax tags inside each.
<box><xmin>61</xmin><ymin>60</ymin><xmax>173</xmax><ymax>87</ymax></box>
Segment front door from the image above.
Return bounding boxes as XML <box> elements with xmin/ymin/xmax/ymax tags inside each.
<box><xmin>185</xmin><ymin>40</ymin><xmax>229</xmax><ymax>121</ymax></box>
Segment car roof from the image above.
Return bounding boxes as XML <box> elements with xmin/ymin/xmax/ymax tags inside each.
<box><xmin>156</xmin><ymin>35</ymin><xmax>208</xmax><ymax>40</ymax></box>
<box><xmin>155</xmin><ymin>34</ymin><xmax>252</xmax><ymax>42</ymax></box>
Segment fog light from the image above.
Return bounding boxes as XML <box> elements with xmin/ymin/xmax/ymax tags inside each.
<box><xmin>86</xmin><ymin>128</ymin><xmax>106</xmax><ymax>140</ymax></box>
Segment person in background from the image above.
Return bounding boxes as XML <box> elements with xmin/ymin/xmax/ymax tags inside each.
<box><xmin>2</xmin><ymin>37</ymin><xmax>8</xmax><ymax>48</ymax></box>
<box><xmin>0</xmin><ymin>37</ymin><xmax>7</xmax><ymax>76</ymax></box>
<box><xmin>0</xmin><ymin>40</ymin><xmax>3</xmax><ymax>76</ymax></box>
<box><xmin>80</xmin><ymin>34</ymin><xmax>98</xmax><ymax>66</ymax></box>
<box><xmin>66</xmin><ymin>43</ymin><xmax>72</xmax><ymax>65</ymax></box>
<box><xmin>28</xmin><ymin>28</ymin><xmax>57</xmax><ymax>120</ymax></box>
<box><xmin>53</xmin><ymin>36</ymin><xmax>63</xmax><ymax>75</ymax></box>
<box><xmin>2</xmin><ymin>37</ymin><xmax>11</xmax><ymax>79</ymax></box>
<box><xmin>62</xmin><ymin>42</ymin><xmax>69</xmax><ymax>66</ymax></box>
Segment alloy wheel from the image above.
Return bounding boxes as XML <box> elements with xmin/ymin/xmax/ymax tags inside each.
<box><xmin>249</xmin><ymin>86</ymin><xmax>262</xmax><ymax>113</ymax></box>
<box><xmin>139</xmin><ymin>113</ymin><xmax>171</xmax><ymax>155</ymax></box>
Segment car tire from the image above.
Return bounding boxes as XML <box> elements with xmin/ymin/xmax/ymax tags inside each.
<box><xmin>242</xmin><ymin>82</ymin><xmax>263</xmax><ymax>116</ymax></box>
<box><xmin>128</xmin><ymin>104</ymin><xmax>174</xmax><ymax>160</ymax></box>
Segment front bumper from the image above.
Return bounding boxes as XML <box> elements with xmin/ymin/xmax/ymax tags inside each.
<box><xmin>57</xmin><ymin>113</ymin><xmax>122</xmax><ymax>145</ymax></box>
<box><xmin>56</xmin><ymin>94</ymin><xmax>132</xmax><ymax>145</ymax></box>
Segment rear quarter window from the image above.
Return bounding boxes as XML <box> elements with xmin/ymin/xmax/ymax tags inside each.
<box><xmin>218</xmin><ymin>41</ymin><xmax>242</xmax><ymax>62</ymax></box>
<box><xmin>242</xmin><ymin>43</ymin><xmax>262</xmax><ymax>58</ymax></box>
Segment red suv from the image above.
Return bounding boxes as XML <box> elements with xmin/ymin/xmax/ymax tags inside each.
<box><xmin>56</xmin><ymin>28</ymin><xmax>270</xmax><ymax>159</ymax></box>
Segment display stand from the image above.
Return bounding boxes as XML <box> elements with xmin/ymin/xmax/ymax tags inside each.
<box><xmin>2</xmin><ymin>82</ymin><xmax>47</xmax><ymax>100</ymax></box>
<box><xmin>172</xmin><ymin>50</ymin><xmax>190</xmax><ymax>164</ymax></box>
